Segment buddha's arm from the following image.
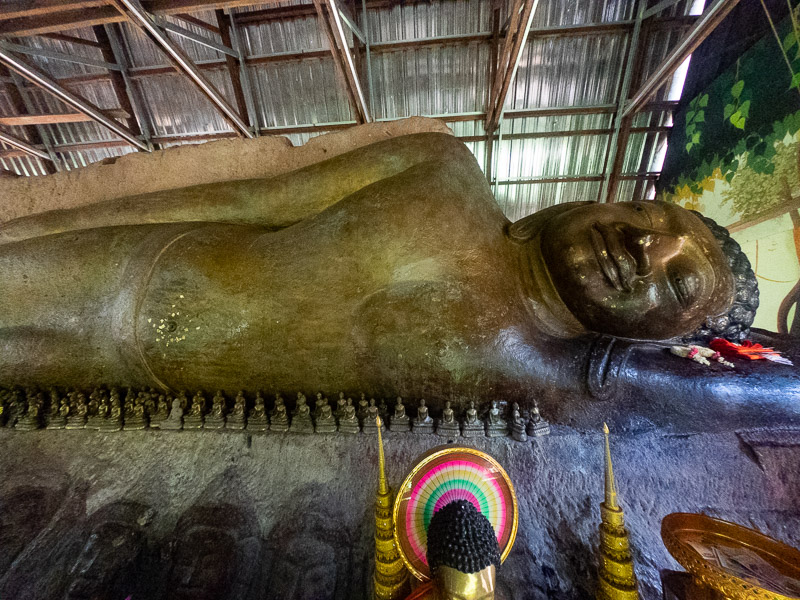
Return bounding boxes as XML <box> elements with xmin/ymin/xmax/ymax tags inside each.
<box><xmin>0</xmin><ymin>132</ymin><xmax>467</xmax><ymax>244</ymax></box>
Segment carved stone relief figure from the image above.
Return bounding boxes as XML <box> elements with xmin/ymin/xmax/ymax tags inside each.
<box><xmin>264</xmin><ymin>502</ymin><xmax>353</xmax><ymax>600</ymax></box>
<box><xmin>162</xmin><ymin>504</ymin><xmax>262</xmax><ymax>600</ymax></box>
<box><xmin>63</xmin><ymin>501</ymin><xmax>153</xmax><ymax>600</ymax></box>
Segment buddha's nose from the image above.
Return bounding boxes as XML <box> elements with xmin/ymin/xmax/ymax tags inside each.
<box><xmin>623</xmin><ymin>226</ymin><xmax>685</xmax><ymax>277</ymax></box>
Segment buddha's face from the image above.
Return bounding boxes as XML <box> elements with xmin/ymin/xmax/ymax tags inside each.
<box><xmin>267</xmin><ymin>535</ymin><xmax>338</xmax><ymax>600</ymax></box>
<box><xmin>540</xmin><ymin>201</ymin><xmax>734</xmax><ymax>339</ymax></box>
<box><xmin>435</xmin><ymin>564</ymin><xmax>495</xmax><ymax>600</ymax></box>
<box><xmin>168</xmin><ymin>525</ymin><xmax>237</xmax><ymax>600</ymax></box>
<box><xmin>66</xmin><ymin>521</ymin><xmax>142</xmax><ymax>600</ymax></box>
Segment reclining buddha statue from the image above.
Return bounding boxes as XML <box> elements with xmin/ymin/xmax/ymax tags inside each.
<box><xmin>0</xmin><ymin>129</ymin><xmax>797</xmax><ymax>430</ymax></box>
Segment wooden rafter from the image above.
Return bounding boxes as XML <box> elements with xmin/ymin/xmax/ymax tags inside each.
<box><xmin>214</xmin><ymin>9</ymin><xmax>249</xmax><ymax>126</ymax></box>
<box><xmin>312</xmin><ymin>0</ymin><xmax>371</xmax><ymax>123</ymax></box>
<box><xmin>484</xmin><ymin>0</ymin><xmax>538</xmax><ymax>135</ymax></box>
<box><xmin>0</xmin><ymin>0</ymin><xmax>280</xmax><ymax>37</ymax></box>
<box><xmin>92</xmin><ymin>24</ymin><xmax>145</xmax><ymax>144</ymax></box>
<box><xmin>623</xmin><ymin>0</ymin><xmax>740</xmax><ymax>118</ymax></box>
<box><xmin>0</xmin><ymin>65</ymin><xmax>58</xmax><ymax>171</ymax></box>
<box><xmin>0</xmin><ymin>108</ymin><xmax>129</xmax><ymax>126</ymax></box>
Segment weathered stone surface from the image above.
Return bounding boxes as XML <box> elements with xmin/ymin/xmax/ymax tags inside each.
<box><xmin>0</xmin><ymin>426</ymin><xmax>797</xmax><ymax>600</ymax></box>
<box><xmin>0</xmin><ymin>118</ymin><xmax>451</xmax><ymax>224</ymax></box>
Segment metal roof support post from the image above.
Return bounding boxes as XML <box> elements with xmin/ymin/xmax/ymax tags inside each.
<box><xmin>8</xmin><ymin>70</ymin><xmax>61</xmax><ymax>169</ymax></box>
<box><xmin>224</xmin><ymin>9</ymin><xmax>260</xmax><ymax>132</ymax></box>
<box><xmin>96</xmin><ymin>23</ymin><xmax>154</xmax><ymax>148</ymax></box>
<box><xmin>0</xmin><ymin>45</ymin><xmax>150</xmax><ymax>151</ymax></box>
<box><xmin>600</xmin><ymin>0</ymin><xmax>646</xmax><ymax>203</ymax></box>
<box><xmin>360</xmin><ymin>0</ymin><xmax>374</xmax><ymax>115</ymax></box>
<box><xmin>112</xmin><ymin>0</ymin><xmax>254</xmax><ymax>138</ymax></box>
<box><xmin>2</xmin><ymin>66</ymin><xmax>61</xmax><ymax>172</ymax></box>
<box><xmin>484</xmin><ymin>0</ymin><xmax>539</xmax><ymax>136</ymax></box>
<box><xmin>0</xmin><ymin>129</ymin><xmax>53</xmax><ymax>161</ymax></box>
<box><xmin>313</xmin><ymin>0</ymin><xmax>372</xmax><ymax>123</ymax></box>
<box><xmin>623</xmin><ymin>0</ymin><xmax>740</xmax><ymax>118</ymax></box>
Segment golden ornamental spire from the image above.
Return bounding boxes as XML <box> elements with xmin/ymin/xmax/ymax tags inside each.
<box><xmin>597</xmin><ymin>423</ymin><xmax>639</xmax><ymax>600</ymax></box>
<box><xmin>373</xmin><ymin>417</ymin><xmax>409</xmax><ymax>600</ymax></box>
<box><xmin>603</xmin><ymin>423</ymin><xmax>618</xmax><ymax>510</ymax></box>
<box><xmin>377</xmin><ymin>416</ymin><xmax>389</xmax><ymax>496</ymax></box>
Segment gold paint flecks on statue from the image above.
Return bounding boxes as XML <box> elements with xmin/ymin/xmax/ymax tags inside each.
<box><xmin>374</xmin><ymin>417</ymin><xmax>410</xmax><ymax>600</ymax></box>
<box><xmin>596</xmin><ymin>423</ymin><xmax>639</xmax><ymax>600</ymax></box>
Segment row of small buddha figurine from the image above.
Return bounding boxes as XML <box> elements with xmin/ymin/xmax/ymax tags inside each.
<box><xmin>0</xmin><ymin>387</ymin><xmax>551</xmax><ymax>440</ymax></box>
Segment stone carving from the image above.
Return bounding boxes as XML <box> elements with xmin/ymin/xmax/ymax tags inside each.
<box><xmin>184</xmin><ymin>391</ymin><xmax>206</xmax><ymax>430</ymax></box>
<box><xmin>486</xmin><ymin>400</ymin><xmax>508</xmax><ymax>438</ymax></box>
<box><xmin>363</xmin><ymin>399</ymin><xmax>383</xmax><ymax>434</ymax></box>
<box><xmin>264</xmin><ymin>495</ymin><xmax>352</xmax><ymax>600</ymax></box>
<box><xmin>357</xmin><ymin>393</ymin><xmax>369</xmax><ymax>422</ymax></box>
<box><xmin>144</xmin><ymin>390</ymin><xmax>156</xmax><ymax>420</ymax></box>
<box><xmin>335</xmin><ymin>392</ymin><xmax>347</xmax><ymax>420</ymax></box>
<box><xmin>164</xmin><ymin>504</ymin><xmax>262</xmax><ymax>600</ymax></box>
<box><xmin>150</xmin><ymin>394</ymin><xmax>170</xmax><ymax>429</ymax></box>
<box><xmin>436</xmin><ymin>401</ymin><xmax>459</xmax><ymax>437</ymax></box>
<box><xmin>204</xmin><ymin>390</ymin><xmax>227</xmax><ymax>430</ymax></box>
<box><xmin>316</xmin><ymin>403</ymin><xmax>337</xmax><ymax>434</ymax></box>
<box><xmin>98</xmin><ymin>391</ymin><xmax>123</xmax><ymax>432</ymax></box>
<box><xmin>226</xmin><ymin>391</ymin><xmax>247</xmax><ymax>430</ymax></box>
<box><xmin>378</xmin><ymin>399</ymin><xmax>389</xmax><ymax>424</ymax></box>
<box><xmin>123</xmin><ymin>389</ymin><xmax>147</xmax><ymax>431</ymax></box>
<box><xmin>290</xmin><ymin>393</ymin><xmax>313</xmax><ymax>434</ymax></box>
<box><xmin>15</xmin><ymin>390</ymin><xmax>42</xmax><ymax>431</ymax></box>
<box><xmin>527</xmin><ymin>402</ymin><xmax>551</xmax><ymax>437</ymax></box>
<box><xmin>461</xmin><ymin>401</ymin><xmax>483</xmax><ymax>438</ymax></box>
<box><xmin>162</xmin><ymin>399</ymin><xmax>184</xmax><ymax>431</ymax></box>
<box><xmin>389</xmin><ymin>397</ymin><xmax>410</xmax><ymax>433</ymax></box>
<box><xmin>63</xmin><ymin>501</ymin><xmax>152</xmax><ymax>600</ymax></box>
<box><xmin>412</xmin><ymin>399</ymin><xmax>434</xmax><ymax>434</ymax></box>
<box><xmin>47</xmin><ymin>394</ymin><xmax>69</xmax><ymax>429</ymax></box>
<box><xmin>45</xmin><ymin>388</ymin><xmax>60</xmax><ymax>428</ymax></box>
<box><xmin>510</xmin><ymin>403</ymin><xmax>528</xmax><ymax>442</ymax></box>
<box><xmin>338</xmin><ymin>398</ymin><xmax>359</xmax><ymax>434</ymax></box>
<box><xmin>8</xmin><ymin>390</ymin><xmax>24</xmax><ymax>428</ymax></box>
<box><xmin>0</xmin><ymin>484</ymin><xmax>66</xmax><ymax>577</ymax></box>
<box><xmin>65</xmin><ymin>392</ymin><xmax>88</xmax><ymax>430</ymax></box>
<box><xmin>1</xmin><ymin>131</ymin><xmax>778</xmax><ymax>430</ymax></box>
<box><xmin>264</xmin><ymin>393</ymin><xmax>285</xmax><ymax>433</ymax></box>
<box><xmin>314</xmin><ymin>392</ymin><xmax>330</xmax><ymax>419</ymax></box>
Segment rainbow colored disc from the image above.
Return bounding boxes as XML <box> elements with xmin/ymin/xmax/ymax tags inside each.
<box><xmin>392</xmin><ymin>446</ymin><xmax>518</xmax><ymax>581</ymax></box>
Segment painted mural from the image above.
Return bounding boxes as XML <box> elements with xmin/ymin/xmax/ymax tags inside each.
<box><xmin>659</xmin><ymin>5</ymin><xmax>800</xmax><ymax>333</ymax></box>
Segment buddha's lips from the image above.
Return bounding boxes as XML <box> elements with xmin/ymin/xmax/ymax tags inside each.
<box><xmin>590</xmin><ymin>223</ymin><xmax>634</xmax><ymax>293</ymax></box>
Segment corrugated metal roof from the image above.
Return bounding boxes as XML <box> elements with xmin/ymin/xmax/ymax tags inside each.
<box><xmin>0</xmin><ymin>0</ymin><xmax>700</xmax><ymax>218</ymax></box>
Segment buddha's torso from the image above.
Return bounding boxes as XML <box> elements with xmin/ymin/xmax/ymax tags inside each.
<box><xmin>135</xmin><ymin>159</ymin><xmax>530</xmax><ymax>394</ymax></box>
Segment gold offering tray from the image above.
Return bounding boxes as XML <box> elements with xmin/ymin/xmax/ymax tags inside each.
<box><xmin>662</xmin><ymin>513</ymin><xmax>800</xmax><ymax>600</ymax></box>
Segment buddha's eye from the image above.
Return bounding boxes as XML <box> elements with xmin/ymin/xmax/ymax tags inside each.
<box><xmin>671</xmin><ymin>273</ymin><xmax>697</xmax><ymax>308</ymax></box>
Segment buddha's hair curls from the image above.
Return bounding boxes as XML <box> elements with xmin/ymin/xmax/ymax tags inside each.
<box><xmin>687</xmin><ymin>210</ymin><xmax>758</xmax><ymax>343</ymax></box>
<box><xmin>426</xmin><ymin>499</ymin><xmax>501</xmax><ymax>577</ymax></box>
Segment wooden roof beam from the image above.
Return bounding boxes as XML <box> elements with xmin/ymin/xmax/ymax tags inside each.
<box><xmin>484</xmin><ymin>0</ymin><xmax>539</xmax><ymax>135</ymax></box>
<box><xmin>312</xmin><ymin>0</ymin><xmax>371</xmax><ymax>124</ymax></box>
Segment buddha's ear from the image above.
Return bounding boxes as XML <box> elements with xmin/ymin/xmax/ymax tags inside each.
<box><xmin>507</xmin><ymin>202</ymin><xmax>591</xmax><ymax>242</ymax></box>
<box><xmin>507</xmin><ymin>215</ymin><xmax>538</xmax><ymax>241</ymax></box>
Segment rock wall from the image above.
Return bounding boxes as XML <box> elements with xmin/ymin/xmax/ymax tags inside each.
<box><xmin>0</xmin><ymin>426</ymin><xmax>798</xmax><ymax>600</ymax></box>
<box><xmin>0</xmin><ymin>117</ymin><xmax>451</xmax><ymax>223</ymax></box>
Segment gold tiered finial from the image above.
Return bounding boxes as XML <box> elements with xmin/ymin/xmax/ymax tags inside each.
<box><xmin>374</xmin><ymin>417</ymin><xmax>409</xmax><ymax>600</ymax></box>
<box><xmin>603</xmin><ymin>423</ymin><xmax>618</xmax><ymax>510</ymax></box>
<box><xmin>597</xmin><ymin>423</ymin><xmax>639</xmax><ymax>600</ymax></box>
